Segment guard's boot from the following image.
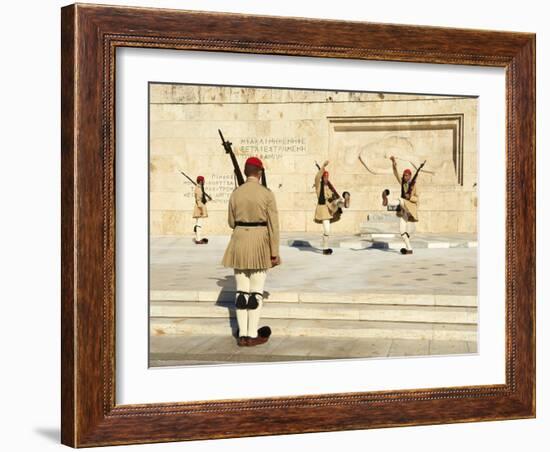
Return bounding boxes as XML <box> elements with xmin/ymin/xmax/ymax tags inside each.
<box><xmin>382</xmin><ymin>189</ymin><xmax>390</xmax><ymax>206</ymax></box>
<box><xmin>237</xmin><ymin>336</ymin><xmax>249</xmax><ymax>346</ymax></box>
<box><xmin>400</xmin><ymin>248</ymin><xmax>413</xmax><ymax>255</ymax></box>
<box><xmin>247</xmin><ymin>326</ymin><xmax>271</xmax><ymax>346</ymax></box>
<box><xmin>323</xmin><ymin>248</ymin><xmax>333</xmax><ymax>255</ymax></box>
<box><xmin>258</xmin><ymin>326</ymin><xmax>272</xmax><ymax>338</ymax></box>
<box><xmin>344</xmin><ymin>197</ymin><xmax>350</xmax><ymax>209</ymax></box>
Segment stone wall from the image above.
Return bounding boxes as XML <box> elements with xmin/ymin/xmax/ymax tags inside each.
<box><xmin>149</xmin><ymin>84</ymin><xmax>478</xmax><ymax>236</ymax></box>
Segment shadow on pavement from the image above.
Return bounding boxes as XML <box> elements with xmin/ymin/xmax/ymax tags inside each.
<box><xmin>288</xmin><ymin>240</ymin><xmax>323</xmax><ymax>253</ymax></box>
<box><xmin>211</xmin><ymin>275</ymin><xmax>236</xmax><ymax>290</ymax></box>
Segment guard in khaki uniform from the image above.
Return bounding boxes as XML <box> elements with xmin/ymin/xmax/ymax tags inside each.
<box><xmin>192</xmin><ymin>176</ymin><xmax>209</xmax><ymax>244</ymax></box>
<box><xmin>314</xmin><ymin>160</ymin><xmax>350</xmax><ymax>255</ymax></box>
<box><xmin>382</xmin><ymin>156</ymin><xmax>420</xmax><ymax>254</ymax></box>
<box><xmin>222</xmin><ymin>157</ymin><xmax>281</xmax><ymax>346</ymax></box>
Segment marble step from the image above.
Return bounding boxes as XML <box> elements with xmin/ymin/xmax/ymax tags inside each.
<box><xmin>365</xmin><ymin>212</ymin><xmax>401</xmax><ymax>223</ymax></box>
<box><xmin>151</xmin><ymin>317</ymin><xmax>477</xmax><ymax>341</ymax></box>
<box><xmin>359</xmin><ymin>227</ymin><xmax>398</xmax><ymax>236</ymax></box>
<box><xmin>151</xmin><ymin>301</ymin><xmax>477</xmax><ymax>324</ymax></box>
<box><xmin>359</xmin><ymin>222</ymin><xmax>398</xmax><ymax>232</ymax></box>
<box><xmin>150</xmin><ymin>290</ymin><xmax>478</xmax><ymax>307</ymax></box>
<box><xmin>366</xmin><ymin>239</ymin><xmax>477</xmax><ymax>250</ymax></box>
<box><xmin>347</xmin><ymin>236</ymin><xmax>478</xmax><ymax>249</ymax></box>
<box><xmin>286</xmin><ymin>235</ymin><xmax>477</xmax><ymax>250</ymax></box>
<box><xmin>359</xmin><ymin>213</ymin><xmax>402</xmax><ymax>233</ymax></box>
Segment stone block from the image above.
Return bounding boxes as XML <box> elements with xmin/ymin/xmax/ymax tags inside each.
<box><xmin>150</xmin><ymin>290</ymin><xmax>199</xmax><ymax>301</ymax></box>
<box><xmin>279</xmin><ymin>211</ymin><xmax>307</xmax><ymax>232</ymax></box>
<box><xmin>432</xmin><ymin>324</ymin><xmax>477</xmax><ymax>342</ymax></box>
<box><xmin>429</xmin><ymin>340</ymin><xmax>470</xmax><ymax>355</ymax></box>
<box><xmin>434</xmin><ymin>295</ymin><xmax>477</xmax><ymax>307</ymax></box>
<box><xmin>388</xmin><ymin>339</ymin><xmax>430</xmax><ymax>357</ymax></box>
<box><xmin>150</xmin><ymin>85</ymin><xmax>478</xmax><ymax>234</ymax></box>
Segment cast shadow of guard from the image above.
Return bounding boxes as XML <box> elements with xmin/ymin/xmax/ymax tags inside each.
<box><xmin>290</xmin><ymin>239</ymin><xmax>399</xmax><ymax>254</ymax></box>
<box><xmin>288</xmin><ymin>239</ymin><xmax>324</xmax><ymax>254</ymax></box>
<box><xmin>358</xmin><ymin>242</ymin><xmax>401</xmax><ymax>253</ymax></box>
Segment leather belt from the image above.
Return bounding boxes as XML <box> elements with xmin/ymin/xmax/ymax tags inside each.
<box><xmin>235</xmin><ymin>221</ymin><xmax>267</xmax><ymax>227</ymax></box>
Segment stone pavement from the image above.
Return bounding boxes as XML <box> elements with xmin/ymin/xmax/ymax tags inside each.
<box><xmin>150</xmin><ymin>233</ymin><xmax>478</xmax><ymax>296</ymax></box>
<box><xmin>150</xmin><ymin>334</ymin><xmax>478</xmax><ymax>367</ymax></box>
<box><xmin>149</xmin><ymin>233</ymin><xmax>478</xmax><ymax>366</ymax></box>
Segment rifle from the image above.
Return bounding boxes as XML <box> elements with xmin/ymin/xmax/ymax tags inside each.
<box><xmin>315</xmin><ymin>161</ymin><xmax>340</xmax><ymax>198</ymax></box>
<box><xmin>218</xmin><ymin>129</ymin><xmax>245</xmax><ymax>186</ymax></box>
<box><xmin>401</xmin><ymin>160</ymin><xmax>426</xmax><ymax>198</ymax></box>
<box><xmin>179</xmin><ymin>170</ymin><xmax>213</xmax><ymax>201</ymax></box>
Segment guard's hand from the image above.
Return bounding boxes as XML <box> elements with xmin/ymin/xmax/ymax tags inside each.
<box><xmin>271</xmin><ymin>256</ymin><xmax>281</xmax><ymax>267</ymax></box>
<box><xmin>404</xmin><ymin>193</ymin><xmax>411</xmax><ymax>200</ymax></box>
<box><xmin>322</xmin><ymin>160</ymin><xmax>329</xmax><ymax>167</ymax></box>
<box><xmin>390</xmin><ymin>155</ymin><xmax>396</xmax><ymax>163</ymax></box>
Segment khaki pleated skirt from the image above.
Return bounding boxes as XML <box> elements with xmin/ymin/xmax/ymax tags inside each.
<box><xmin>193</xmin><ymin>205</ymin><xmax>208</xmax><ymax>218</ymax></box>
<box><xmin>314</xmin><ymin>204</ymin><xmax>332</xmax><ymax>222</ymax></box>
<box><xmin>222</xmin><ymin>226</ymin><xmax>272</xmax><ymax>270</ymax></box>
<box><xmin>402</xmin><ymin>199</ymin><xmax>418</xmax><ymax>222</ymax></box>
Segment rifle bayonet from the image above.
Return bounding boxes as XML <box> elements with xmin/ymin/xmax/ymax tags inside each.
<box><xmin>218</xmin><ymin>129</ymin><xmax>245</xmax><ymax>186</ymax></box>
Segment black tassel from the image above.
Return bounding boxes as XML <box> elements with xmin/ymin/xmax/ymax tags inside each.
<box><xmin>201</xmin><ymin>184</ymin><xmax>207</xmax><ymax>204</ymax></box>
<box><xmin>401</xmin><ymin>178</ymin><xmax>411</xmax><ymax>199</ymax></box>
<box><xmin>261</xmin><ymin>170</ymin><xmax>267</xmax><ymax>187</ymax></box>
<box><xmin>318</xmin><ymin>178</ymin><xmax>326</xmax><ymax>205</ymax></box>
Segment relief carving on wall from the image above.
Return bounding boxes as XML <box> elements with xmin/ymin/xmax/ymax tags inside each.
<box><xmin>328</xmin><ymin>115</ymin><xmax>465</xmax><ymax>186</ymax></box>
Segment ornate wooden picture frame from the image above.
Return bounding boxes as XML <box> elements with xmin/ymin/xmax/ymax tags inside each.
<box><xmin>61</xmin><ymin>3</ymin><xmax>535</xmax><ymax>447</ymax></box>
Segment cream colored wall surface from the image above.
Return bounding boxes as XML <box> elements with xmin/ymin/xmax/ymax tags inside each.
<box><xmin>149</xmin><ymin>84</ymin><xmax>478</xmax><ymax>235</ymax></box>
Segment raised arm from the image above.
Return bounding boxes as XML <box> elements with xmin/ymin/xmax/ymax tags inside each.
<box><xmin>314</xmin><ymin>160</ymin><xmax>329</xmax><ymax>188</ymax></box>
<box><xmin>390</xmin><ymin>156</ymin><xmax>401</xmax><ymax>184</ymax></box>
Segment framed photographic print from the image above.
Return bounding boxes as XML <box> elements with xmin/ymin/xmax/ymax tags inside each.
<box><xmin>147</xmin><ymin>82</ymin><xmax>480</xmax><ymax>367</ymax></box>
<box><xmin>61</xmin><ymin>3</ymin><xmax>535</xmax><ymax>447</ymax></box>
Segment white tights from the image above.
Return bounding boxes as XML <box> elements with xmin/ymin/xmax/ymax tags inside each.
<box><xmin>321</xmin><ymin>219</ymin><xmax>330</xmax><ymax>250</ymax></box>
<box><xmin>234</xmin><ymin>269</ymin><xmax>267</xmax><ymax>338</ymax></box>
<box><xmin>194</xmin><ymin>218</ymin><xmax>203</xmax><ymax>241</ymax></box>
<box><xmin>388</xmin><ymin>198</ymin><xmax>413</xmax><ymax>250</ymax></box>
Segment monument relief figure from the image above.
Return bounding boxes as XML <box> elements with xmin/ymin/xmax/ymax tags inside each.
<box><xmin>358</xmin><ymin>135</ymin><xmax>438</xmax><ymax>178</ymax></box>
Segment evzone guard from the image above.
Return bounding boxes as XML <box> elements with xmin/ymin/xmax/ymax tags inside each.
<box><xmin>313</xmin><ymin>160</ymin><xmax>351</xmax><ymax>255</ymax></box>
<box><xmin>192</xmin><ymin>175</ymin><xmax>209</xmax><ymax>244</ymax></box>
<box><xmin>179</xmin><ymin>170</ymin><xmax>213</xmax><ymax>245</ymax></box>
<box><xmin>221</xmin><ymin>156</ymin><xmax>281</xmax><ymax>346</ymax></box>
<box><xmin>382</xmin><ymin>155</ymin><xmax>424</xmax><ymax>255</ymax></box>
